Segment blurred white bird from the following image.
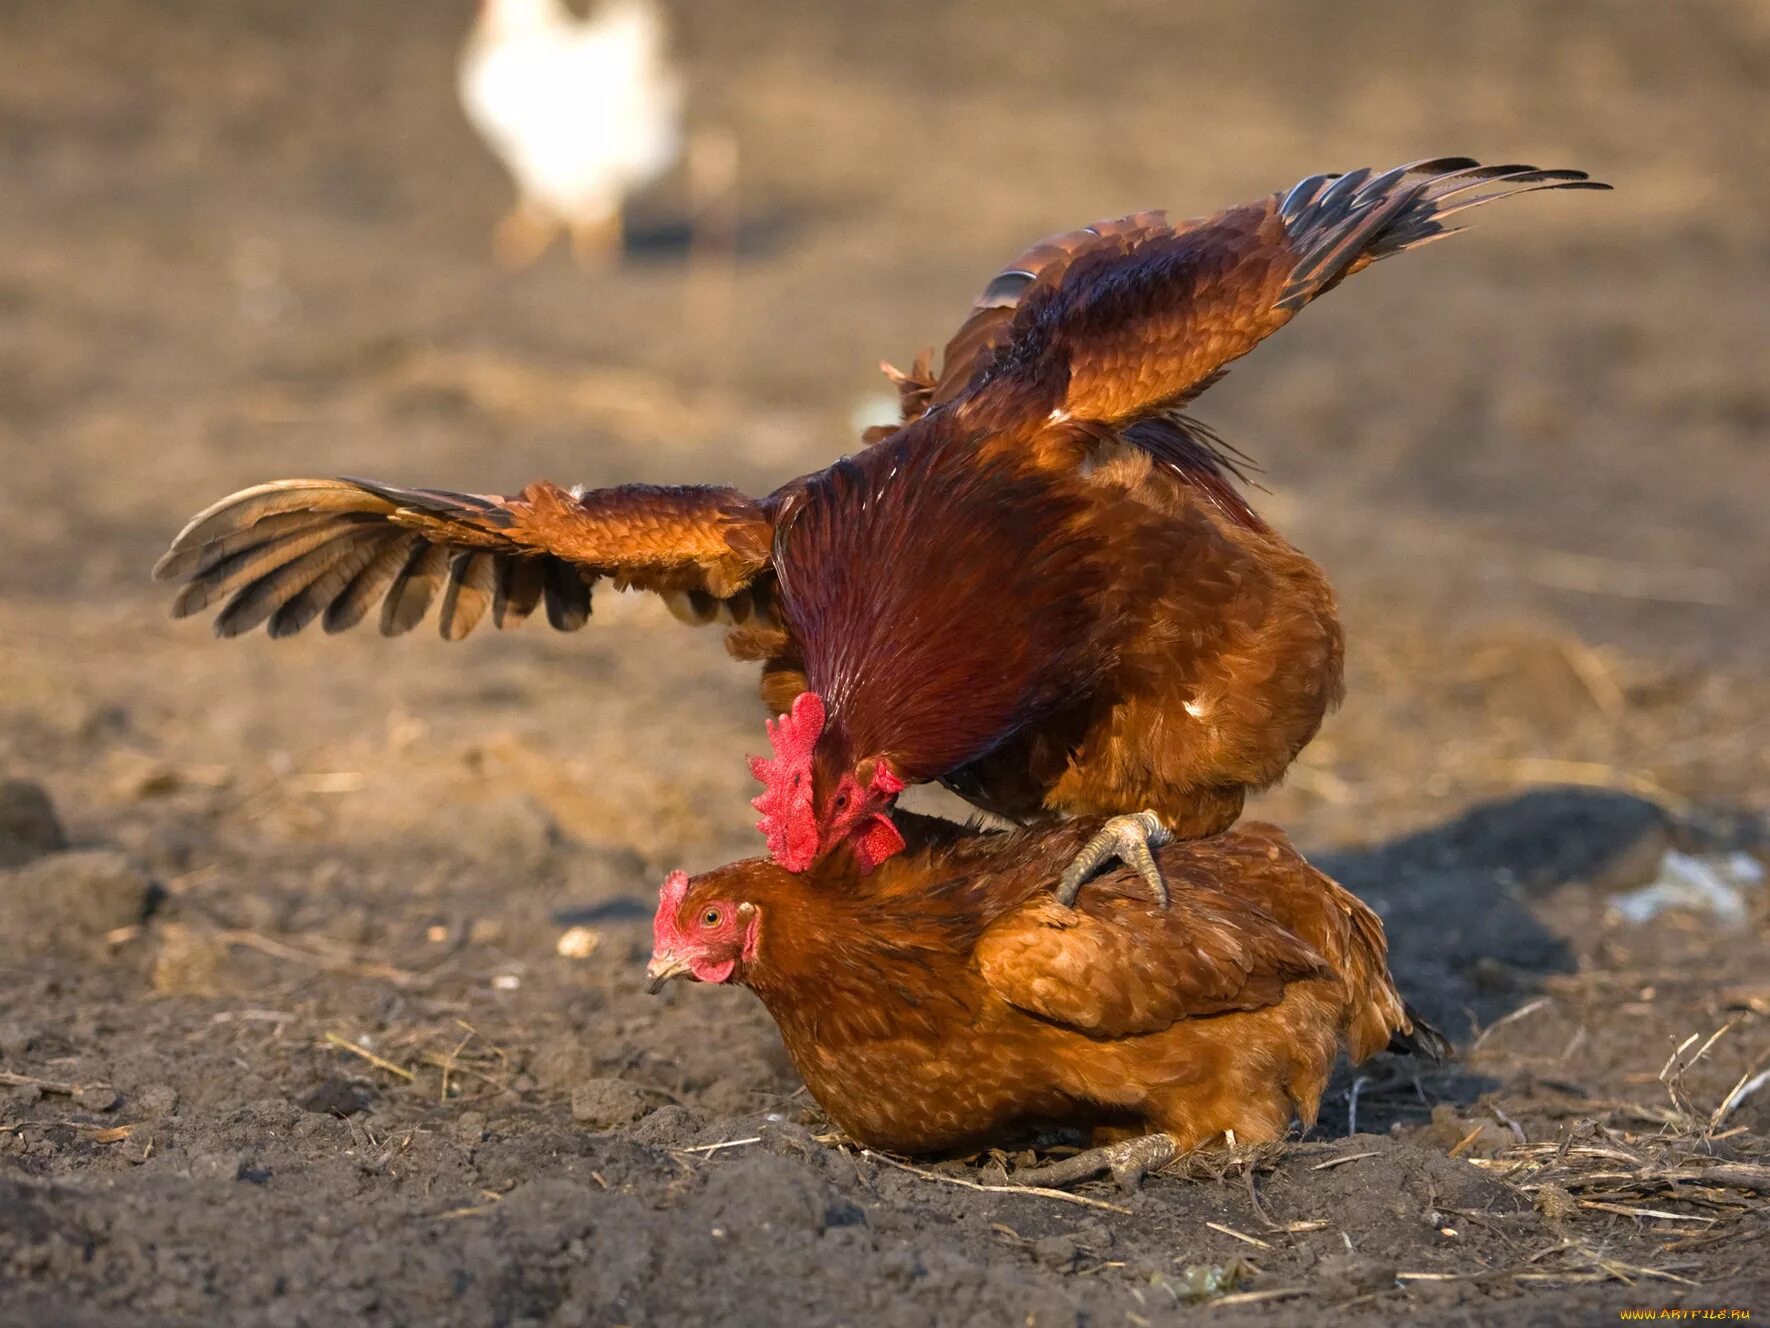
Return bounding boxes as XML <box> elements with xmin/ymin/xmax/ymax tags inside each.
<box><xmin>460</xmin><ymin>0</ymin><xmax>685</xmax><ymax>267</ymax></box>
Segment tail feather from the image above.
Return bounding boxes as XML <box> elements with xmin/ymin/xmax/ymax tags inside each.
<box><xmin>1388</xmin><ymin>1003</ymin><xmax>1454</xmax><ymax>1063</ymax></box>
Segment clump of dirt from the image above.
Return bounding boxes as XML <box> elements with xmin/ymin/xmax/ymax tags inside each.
<box><xmin>0</xmin><ymin>780</ymin><xmax>66</xmax><ymax>867</ymax></box>
<box><xmin>0</xmin><ymin>848</ymin><xmax>161</xmax><ymax>960</ymax></box>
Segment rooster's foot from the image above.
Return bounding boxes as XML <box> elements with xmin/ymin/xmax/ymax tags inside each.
<box><xmin>1055</xmin><ymin>810</ymin><xmax>1172</xmax><ymax>907</ymax></box>
<box><xmin>1014</xmin><ymin>1133</ymin><xmax>1180</xmax><ymax>1192</ymax></box>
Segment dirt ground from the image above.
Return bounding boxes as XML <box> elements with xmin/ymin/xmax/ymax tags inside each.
<box><xmin>3</xmin><ymin>1</ymin><xmax>1769</xmax><ymax>1324</ymax></box>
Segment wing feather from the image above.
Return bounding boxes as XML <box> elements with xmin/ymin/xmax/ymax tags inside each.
<box><xmin>543</xmin><ymin>559</ymin><xmax>592</xmax><ymax>631</ymax></box>
<box><xmin>381</xmin><ymin>542</ymin><xmax>452</xmax><ymax>638</ymax></box>
<box><xmin>213</xmin><ymin>528</ymin><xmax>385</xmax><ymax>640</ymax></box>
<box><xmin>493</xmin><ymin>556</ymin><xmax>546</xmax><ymax>630</ymax></box>
<box><xmin>325</xmin><ymin>533</ymin><xmax>422</xmax><ymax>634</ymax></box>
<box><xmin>156</xmin><ymin>477</ymin><xmax>774</xmax><ymax>641</ymax></box>
<box><xmin>269</xmin><ymin>530</ymin><xmax>400</xmax><ymax>639</ymax></box>
<box><xmin>171</xmin><ymin>519</ymin><xmax>378</xmax><ymax>618</ymax></box>
<box><xmin>438</xmin><ymin>551</ymin><xmax>497</xmax><ymax>642</ymax></box>
<box><xmin>870</xmin><ymin>157</ymin><xmax>1607</xmax><ymax>451</ymax></box>
<box><xmin>976</xmin><ymin>884</ymin><xmax>1325</xmax><ymax>1039</ymax></box>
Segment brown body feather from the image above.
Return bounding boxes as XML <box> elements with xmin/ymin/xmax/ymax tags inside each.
<box><xmin>664</xmin><ymin>817</ymin><xmax>1441</xmax><ymax>1155</ymax></box>
<box><xmin>156</xmin><ymin>159</ymin><xmax>1603</xmax><ymax>854</ymax></box>
<box><xmin>771</xmin><ymin>430</ymin><xmax>1110</xmax><ymax>783</ymax></box>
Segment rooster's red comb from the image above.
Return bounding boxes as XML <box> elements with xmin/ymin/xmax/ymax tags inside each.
<box><xmin>746</xmin><ymin>692</ymin><xmax>824</xmax><ymax>870</ymax></box>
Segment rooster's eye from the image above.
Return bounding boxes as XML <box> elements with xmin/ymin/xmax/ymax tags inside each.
<box><xmin>701</xmin><ymin>908</ymin><xmax>722</xmax><ymax>927</ymax></box>
<box><xmin>833</xmin><ymin>792</ymin><xmax>849</xmax><ymax>812</ymax></box>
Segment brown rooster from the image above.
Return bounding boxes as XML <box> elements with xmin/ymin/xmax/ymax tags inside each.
<box><xmin>155</xmin><ymin>158</ymin><xmax>1606</xmax><ymax>897</ymax></box>
<box><xmin>645</xmin><ymin>816</ymin><xmax>1448</xmax><ymax>1188</ymax></box>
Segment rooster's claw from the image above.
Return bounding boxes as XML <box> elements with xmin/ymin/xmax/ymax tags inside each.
<box><xmin>1055</xmin><ymin>811</ymin><xmax>1173</xmax><ymax>907</ymax></box>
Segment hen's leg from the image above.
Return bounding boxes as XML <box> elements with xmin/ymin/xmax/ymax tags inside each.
<box><xmin>494</xmin><ymin>201</ymin><xmax>559</xmax><ymax>270</ymax></box>
<box><xmin>1055</xmin><ymin>810</ymin><xmax>1172</xmax><ymax>907</ymax></box>
<box><xmin>1014</xmin><ymin>1133</ymin><xmax>1180</xmax><ymax>1192</ymax></box>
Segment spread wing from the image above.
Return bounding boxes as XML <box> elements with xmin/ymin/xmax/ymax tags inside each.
<box><xmin>154</xmin><ymin>476</ymin><xmax>775</xmax><ymax>640</ymax></box>
<box><xmin>975</xmin><ymin>876</ymin><xmax>1330</xmax><ymax>1040</ymax></box>
<box><xmin>871</xmin><ymin>158</ymin><xmax>1607</xmax><ymax>438</ymax></box>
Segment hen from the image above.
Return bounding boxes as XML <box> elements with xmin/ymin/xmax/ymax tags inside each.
<box><xmin>459</xmin><ymin>0</ymin><xmax>683</xmax><ymax>266</ymax></box>
<box><xmin>155</xmin><ymin>159</ymin><xmax>1606</xmax><ymax>898</ymax></box>
<box><xmin>646</xmin><ymin>816</ymin><xmax>1448</xmax><ymax>1188</ymax></box>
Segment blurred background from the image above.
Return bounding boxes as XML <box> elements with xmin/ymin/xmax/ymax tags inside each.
<box><xmin>1</xmin><ymin>4</ymin><xmax>1768</xmax><ymax>1321</ymax></box>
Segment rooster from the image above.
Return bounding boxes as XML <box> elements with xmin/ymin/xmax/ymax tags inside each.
<box><xmin>155</xmin><ymin>159</ymin><xmax>1606</xmax><ymax>900</ymax></box>
<box><xmin>646</xmin><ymin>816</ymin><xmax>1448</xmax><ymax>1188</ymax></box>
<box><xmin>459</xmin><ymin>0</ymin><xmax>683</xmax><ymax>266</ymax></box>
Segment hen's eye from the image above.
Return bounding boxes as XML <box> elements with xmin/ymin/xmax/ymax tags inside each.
<box><xmin>833</xmin><ymin>792</ymin><xmax>849</xmax><ymax>811</ymax></box>
<box><xmin>701</xmin><ymin>908</ymin><xmax>722</xmax><ymax>927</ymax></box>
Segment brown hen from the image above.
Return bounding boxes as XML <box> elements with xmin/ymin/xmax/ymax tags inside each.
<box><xmin>155</xmin><ymin>159</ymin><xmax>1606</xmax><ymax>898</ymax></box>
<box><xmin>646</xmin><ymin>816</ymin><xmax>1447</xmax><ymax>1188</ymax></box>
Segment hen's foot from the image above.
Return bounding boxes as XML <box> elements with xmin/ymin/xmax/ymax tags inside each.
<box><xmin>1055</xmin><ymin>810</ymin><xmax>1173</xmax><ymax>907</ymax></box>
<box><xmin>1014</xmin><ymin>1133</ymin><xmax>1180</xmax><ymax>1192</ymax></box>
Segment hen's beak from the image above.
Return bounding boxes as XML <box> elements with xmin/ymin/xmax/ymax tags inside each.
<box><xmin>644</xmin><ymin>952</ymin><xmax>690</xmax><ymax>995</ymax></box>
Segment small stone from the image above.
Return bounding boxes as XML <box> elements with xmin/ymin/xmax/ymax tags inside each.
<box><xmin>134</xmin><ymin>1084</ymin><xmax>180</xmax><ymax>1118</ymax></box>
<box><xmin>1533</xmin><ymin>1181</ymin><xmax>1578</xmax><ymax>1223</ymax></box>
<box><xmin>569</xmin><ymin>1078</ymin><xmax>651</xmax><ymax>1129</ymax></box>
<box><xmin>77</xmin><ymin>1085</ymin><xmax>121</xmax><ymax>1113</ymax></box>
<box><xmin>555</xmin><ymin>925</ymin><xmax>600</xmax><ymax>959</ymax></box>
<box><xmin>0</xmin><ymin>780</ymin><xmax>68</xmax><ymax>868</ymax></box>
<box><xmin>455</xmin><ymin>1111</ymin><xmax>487</xmax><ymax>1144</ymax></box>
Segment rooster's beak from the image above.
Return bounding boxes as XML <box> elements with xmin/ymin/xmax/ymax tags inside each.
<box><xmin>644</xmin><ymin>952</ymin><xmax>691</xmax><ymax>994</ymax></box>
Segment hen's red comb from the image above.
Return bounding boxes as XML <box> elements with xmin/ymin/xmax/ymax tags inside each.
<box><xmin>747</xmin><ymin>691</ymin><xmax>824</xmax><ymax>871</ymax></box>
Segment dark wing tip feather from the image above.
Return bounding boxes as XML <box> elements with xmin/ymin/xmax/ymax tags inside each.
<box><xmin>437</xmin><ymin>551</ymin><xmax>497</xmax><ymax>641</ymax></box>
<box><xmin>160</xmin><ymin>477</ymin><xmax>767</xmax><ymax>641</ymax></box>
<box><xmin>543</xmin><ymin>561</ymin><xmax>592</xmax><ymax>631</ymax></box>
<box><xmin>1276</xmin><ymin>156</ymin><xmax>1609</xmax><ymax>312</ymax></box>
<box><xmin>157</xmin><ymin>477</ymin><xmax>562</xmax><ymax>642</ymax></box>
<box><xmin>493</xmin><ymin>556</ymin><xmax>547</xmax><ymax>630</ymax></box>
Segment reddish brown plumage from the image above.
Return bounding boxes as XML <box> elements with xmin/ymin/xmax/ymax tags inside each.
<box><xmin>154</xmin><ymin>158</ymin><xmax>1606</xmax><ymax>870</ymax></box>
<box><xmin>649</xmin><ymin>817</ymin><xmax>1445</xmax><ymax>1156</ymax></box>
